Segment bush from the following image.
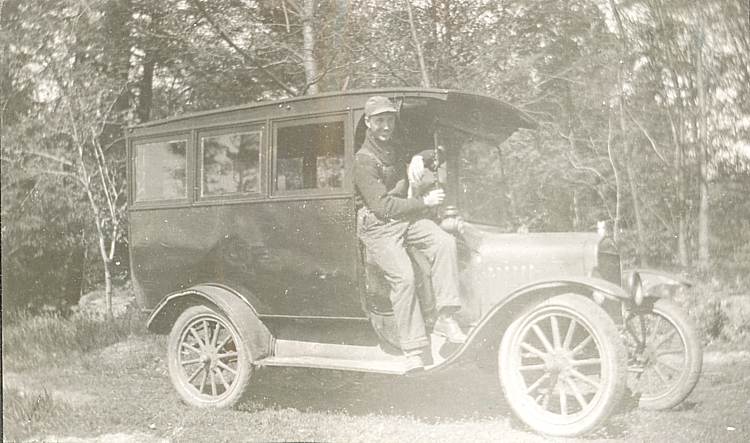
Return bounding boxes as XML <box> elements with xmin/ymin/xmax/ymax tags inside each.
<box><xmin>678</xmin><ymin>281</ymin><xmax>750</xmax><ymax>345</ymax></box>
<box><xmin>1</xmin><ymin>171</ymin><xmax>89</xmax><ymax>312</ymax></box>
<box><xmin>0</xmin><ymin>169</ymin><xmax>130</xmax><ymax>313</ymax></box>
<box><xmin>2</xmin><ymin>308</ymin><xmax>146</xmax><ymax>371</ymax></box>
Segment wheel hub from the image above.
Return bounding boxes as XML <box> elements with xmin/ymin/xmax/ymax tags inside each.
<box><xmin>637</xmin><ymin>345</ymin><xmax>659</xmax><ymax>367</ymax></box>
<box><xmin>545</xmin><ymin>351</ymin><xmax>572</xmax><ymax>373</ymax></box>
<box><xmin>200</xmin><ymin>348</ymin><xmax>220</xmax><ymax>368</ymax></box>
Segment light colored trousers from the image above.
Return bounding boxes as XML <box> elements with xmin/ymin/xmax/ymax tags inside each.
<box><xmin>358</xmin><ymin>208</ymin><xmax>461</xmax><ymax>351</ymax></box>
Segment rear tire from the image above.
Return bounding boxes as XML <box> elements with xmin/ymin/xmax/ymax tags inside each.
<box><xmin>167</xmin><ymin>305</ymin><xmax>254</xmax><ymax>408</ymax></box>
<box><xmin>498</xmin><ymin>293</ymin><xmax>627</xmax><ymax>437</ymax></box>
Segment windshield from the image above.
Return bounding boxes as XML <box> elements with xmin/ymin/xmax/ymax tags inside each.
<box><xmin>437</xmin><ymin>126</ymin><xmax>535</xmax><ymax>230</ymax></box>
<box><xmin>436</xmin><ymin>127</ymin><xmax>511</xmax><ymax>229</ymax></box>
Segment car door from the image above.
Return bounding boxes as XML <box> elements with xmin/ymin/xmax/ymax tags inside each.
<box><xmin>262</xmin><ymin>113</ymin><xmax>363</xmax><ymax>317</ymax></box>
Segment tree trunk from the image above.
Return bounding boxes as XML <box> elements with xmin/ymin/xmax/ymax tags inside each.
<box><xmin>678</xmin><ymin>208</ymin><xmax>689</xmax><ymax>265</ymax></box>
<box><xmin>618</xmin><ymin>69</ymin><xmax>647</xmax><ymax>265</ymax></box>
<box><xmin>675</xmin><ymin>118</ymin><xmax>690</xmax><ymax>267</ymax></box>
<box><xmin>80</xmin><ymin>227</ymin><xmax>88</xmax><ymax>300</ymax></box>
<box><xmin>91</xmin><ymin>214</ymin><xmax>115</xmax><ymax>318</ymax></box>
<box><xmin>103</xmin><ymin>0</ymin><xmax>132</xmax><ymax>150</ymax></box>
<box><xmin>667</xmin><ymin>110</ymin><xmax>690</xmax><ymax>267</ymax></box>
<box><xmin>106</xmin><ymin>0</ymin><xmax>132</xmax><ymax>102</ymax></box>
<box><xmin>608</xmin><ymin>0</ymin><xmax>646</xmax><ymax>262</ymax></box>
<box><xmin>696</xmin><ymin>40</ymin><xmax>710</xmax><ymax>271</ymax></box>
<box><xmin>677</xmin><ymin>137</ymin><xmax>690</xmax><ymax>267</ymax></box>
<box><xmin>406</xmin><ymin>0</ymin><xmax>431</xmax><ymax>88</ymax></box>
<box><xmin>301</xmin><ymin>0</ymin><xmax>319</xmax><ymax>94</ymax></box>
<box><xmin>137</xmin><ymin>53</ymin><xmax>155</xmax><ymax>122</ymax></box>
<box><xmin>104</xmin><ymin>257</ymin><xmax>113</xmax><ymax>318</ymax></box>
<box><xmin>654</xmin><ymin>0</ymin><xmax>691</xmax><ymax>267</ymax></box>
<box><xmin>625</xmin><ymin>159</ymin><xmax>647</xmax><ymax>265</ymax></box>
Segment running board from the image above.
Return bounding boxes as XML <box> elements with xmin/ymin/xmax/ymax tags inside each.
<box><xmin>258</xmin><ymin>355</ymin><xmax>407</xmax><ymax>374</ymax></box>
<box><xmin>255</xmin><ymin>333</ymin><xmax>461</xmax><ymax>374</ymax></box>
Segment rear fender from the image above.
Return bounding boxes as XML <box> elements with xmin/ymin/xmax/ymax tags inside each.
<box><xmin>458</xmin><ymin>277</ymin><xmax>630</xmax><ymax>368</ymax></box>
<box><xmin>146</xmin><ymin>283</ymin><xmax>272</xmax><ymax>360</ymax></box>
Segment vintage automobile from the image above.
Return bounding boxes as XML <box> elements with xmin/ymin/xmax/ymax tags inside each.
<box><xmin>127</xmin><ymin>88</ymin><xmax>701</xmax><ymax>437</ymax></box>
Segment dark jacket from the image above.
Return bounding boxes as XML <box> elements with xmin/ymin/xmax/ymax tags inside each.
<box><xmin>354</xmin><ymin>133</ymin><xmax>434</xmax><ymax>221</ymax></box>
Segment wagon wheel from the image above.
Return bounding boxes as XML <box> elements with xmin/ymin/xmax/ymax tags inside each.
<box><xmin>167</xmin><ymin>305</ymin><xmax>254</xmax><ymax>408</ymax></box>
<box><xmin>498</xmin><ymin>293</ymin><xmax>627</xmax><ymax>437</ymax></box>
<box><xmin>624</xmin><ymin>298</ymin><xmax>702</xmax><ymax>410</ymax></box>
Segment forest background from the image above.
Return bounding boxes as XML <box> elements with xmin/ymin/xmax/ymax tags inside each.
<box><xmin>2</xmin><ymin>0</ymin><xmax>749</xmax><ymax>341</ymax></box>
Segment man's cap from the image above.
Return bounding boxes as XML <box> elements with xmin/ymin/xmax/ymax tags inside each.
<box><xmin>364</xmin><ymin>96</ymin><xmax>398</xmax><ymax>117</ymax></box>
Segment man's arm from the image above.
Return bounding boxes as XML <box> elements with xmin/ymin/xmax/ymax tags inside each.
<box><xmin>354</xmin><ymin>152</ymin><xmax>426</xmax><ymax>220</ymax></box>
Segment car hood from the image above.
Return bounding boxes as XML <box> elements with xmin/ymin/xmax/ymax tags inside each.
<box><xmin>460</xmin><ymin>222</ymin><xmax>602</xmax><ymax>279</ymax></box>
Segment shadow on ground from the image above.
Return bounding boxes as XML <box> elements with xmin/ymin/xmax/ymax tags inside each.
<box><xmin>240</xmin><ymin>364</ymin><xmax>512</xmax><ymax>423</ymax></box>
<box><xmin>238</xmin><ymin>363</ymin><xmax>641</xmax><ymax>439</ymax></box>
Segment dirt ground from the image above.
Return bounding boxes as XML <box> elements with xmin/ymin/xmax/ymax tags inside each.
<box><xmin>3</xmin><ymin>335</ymin><xmax>749</xmax><ymax>443</ymax></box>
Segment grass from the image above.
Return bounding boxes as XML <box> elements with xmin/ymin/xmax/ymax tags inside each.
<box><xmin>1</xmin><ymin>279</ymin><xmax>749</xmax><ymax>442</ymax></box>
<box><xmin>2</xmin><ymin>308</ymin><xmax>146</xmax><ymax>371</ymax></box>
<box><xmin>2</xmin><ymin>387</ymin><xmax>70</xmax><ymax>440</ymax></box>
<box><xmin>1</xmin><ymin>302</ymin><xmax>153</xmax><ymax>441</ymax></box>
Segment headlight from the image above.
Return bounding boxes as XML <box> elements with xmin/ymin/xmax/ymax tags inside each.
<box><xmin>628</xmin><ymin>271</ymin><xmax>644</xmax><ymax>306</ymax></box>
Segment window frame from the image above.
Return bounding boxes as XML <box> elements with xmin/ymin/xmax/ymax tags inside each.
<box><xmin>130</xmin><ymin>132</ymin><xmax>192</xmax><ymax>208</ymax></box>
<box><xmin>196</xmin><ymin>124</ymin><xmax>266</xmax><ymax>203</ymax></box>
<box><xmin>271</xmin><ymin>113</ymin><xmax>351</xmax><ymax>198</ymax></box>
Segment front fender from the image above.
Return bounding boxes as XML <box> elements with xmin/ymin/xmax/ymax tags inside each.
<box><xmin>499</xmin><ymin>277</ymin><xmax>632</xmax><ymax>304</ymax></box>
<box><xmin>623</xmin><ymin>268</ymin><xmax>694</xmax><ymax>298</ymax></box>
<box><xmin>146</xmin><ymin>283</ymin><xmax>272</xmax><ymax>360</ymax></box>
<box><xmin>435</xmin><ymin>277</ymin><xmax>630</xmax><ymax>371</ymax></box>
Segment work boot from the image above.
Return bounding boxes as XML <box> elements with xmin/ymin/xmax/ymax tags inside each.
<box><xmin>433</xmin><ymin>314</ymin><xmax>467</xmax><ymax>344</ymax></box>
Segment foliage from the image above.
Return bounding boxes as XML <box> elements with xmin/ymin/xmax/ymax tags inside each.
<box><xmin>709</xmin><ymin>170</ymin><xmax>750</xmax><ymax>287</ymax></box>
<box><xmin>1</xmin><ymin>145</ymin><xmax>88</xmax><ymax>311</ymax></box>
<box><xmin>677</xmin><ymin>282</ymin><xmax>750</xmax><ymax>345</ymax></box>
<box><xmin>2</xmin><ymin>0</ymin><xmax>131</xmax><ymax>314</ymax></box>
<box><xmin>2</xmin><ymin>0</ymin><xmax>749</xmax><ymax>312</ymax></box>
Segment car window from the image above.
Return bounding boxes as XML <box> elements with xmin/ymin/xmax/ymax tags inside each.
<box><xmin>200</xmin><ymin>130</ymin><xmax>262</xmax><ymax>197</ymax></box>
<box><xmin>274</xmin><ymin>120</ymin><xmax>345</xmax><ymax>192</ymax></box>
<box><xmin>134</xmin><ymin>139</ymin><xmax>188</xmax><ymax>202</ymax></box>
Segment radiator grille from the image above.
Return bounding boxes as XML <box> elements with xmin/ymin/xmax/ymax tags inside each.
<box><xmin>596</xmin><ymin>238</ymin><xmax>621</xmax><ymax>285</ymax></box>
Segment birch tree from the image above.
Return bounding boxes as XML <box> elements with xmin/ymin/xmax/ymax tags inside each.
<box><xmin>2</xmin><ymin>1</ymin><xmax>130</xmax><ymax>315</ymax></box>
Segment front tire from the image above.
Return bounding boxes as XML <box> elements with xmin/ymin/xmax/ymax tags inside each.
<box><xmin>167</xmin><ymin>305</ymin><xmax>254</xmax><ymax>408</ymax></box>
<box><xmin>498</xmin><ymin>293</ymin><xmax>627</xmax><ymax>437</ymax></box>
<box><xmin>624</xmin><ymin>298</ymin><xmax>702</xmax><ymax>410</ymax></box>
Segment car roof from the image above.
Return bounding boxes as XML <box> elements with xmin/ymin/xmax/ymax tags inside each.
<box><xmin>128</xmin><ymin>88</ymin><xmax>536</xmax><ymax>140</ymax></box>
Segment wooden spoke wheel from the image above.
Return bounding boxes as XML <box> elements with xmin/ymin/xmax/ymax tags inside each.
<box><xmin>167</xmin><ymin>305</ymin><xmax>253</xmax><ymax>408</ymax></box>
<box><xmin>625</xmin><ymin>298</ymin><xmax>702</xmax><ymax>410</ymax></box>
<box><xmin>498</xmin><ymin>294</ymin><xmax>627</xmax><ymax>437</ymax></box>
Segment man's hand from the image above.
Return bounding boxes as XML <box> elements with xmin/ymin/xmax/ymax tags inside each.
<box><xmin>422</xmin><ymin>189</ymin><xmax>445</xmax><ymax>207</ymax></box>
<box><xmin>408</xmin><ymin>155</ymin><xmax>425</xmax><ymax>184</ymax></box>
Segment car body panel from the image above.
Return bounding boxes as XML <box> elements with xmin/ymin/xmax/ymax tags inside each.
<box><xmin>129</xmin><ymin>88</ymin><xmax>626</xmax><ymax>369</ymax></box>
<box><xmin>130</xmin><ymin>197</ymin><xmax>362</xmax><ymax>317</ymax></box>
<box><xmin>128</xmin><ymin>88</ymin><xmax>536</xmax><ymax>321</ymax></box>
<box><xmin>458</xmin><ymin>223</ymin><xmax>603</xmax><ymax>316</ymax></box>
